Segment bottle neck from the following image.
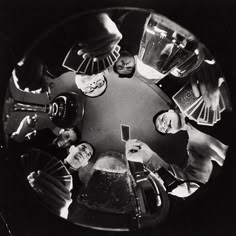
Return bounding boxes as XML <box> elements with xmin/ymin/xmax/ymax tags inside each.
<box><xmin>13</xmin><ymin>100</ymin><xmax>49</xmax><ymax>113</ymax></box>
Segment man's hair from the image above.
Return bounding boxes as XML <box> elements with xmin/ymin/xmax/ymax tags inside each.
<box><xmin>113</xmin><ymin>64</ymin><xmax>135</xmax><ymax>78</ymax></box>
<box><xmin>152</xmin><ymin>110</ymin><xmax>169</xmax><ymax>136</ymax></box>
<box><xmin>81</xmin><ymin>76</ymin><xmax>108</xmax><ymax>98</ymax></box>
<box><xmin>113</xmin><ymin>50</ymin><xmax>136</xmax><ymax>78</ymax></box>
<box><xmin>65</xmin><ymin>126</ymin><xmax>81</xmax><ymax>145</ymax></box>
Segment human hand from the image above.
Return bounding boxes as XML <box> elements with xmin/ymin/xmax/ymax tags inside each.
<box><xmin>190</xmin><ymin>45</ymin><xmax>222</xmax><ymax>110</ymax></box>
<box><xmin>77</xmin><ymin>13</ymin><xmax>122</xmax><ymax>58</ymax></box>
<box><xmin>125</xmin><ymin>139</ymin><xmax>154</xmax><ymax>163</ymax></box>
<box><xmin>11</xmin><ymin>115</ymin><xmax>38</xmax><ymax>141</ymax></box>
<box><xmin>26</xmin><ymin>114</ymin><xmax>38</xmax><ymax>129</ymax></box>
<box><xmin>27</xmin><ymin>171</ymin><xmax>72</xmax><ymax>218</ymax></box>
<box><xmin>170</xmin><ymin>181</ymin><xmax>199</xmax><ymax>198</ymax></box>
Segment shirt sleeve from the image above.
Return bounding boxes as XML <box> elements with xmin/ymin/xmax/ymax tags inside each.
<box><xmin>145</xmin><ymin>152</ymin><xmax>169</xmax><ymax>172</ymax></box>
<box><xmin>145</xmin><ymin>152</ymin><xmax>200</xmax><ymax>198</ymax></box>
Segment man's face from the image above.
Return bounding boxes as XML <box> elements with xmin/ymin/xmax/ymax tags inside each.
<box><xmin>114</xmin><ymin>55</ymin><xmax>135</xmax><ymax>75</ymax></box>
<box><xmin>155</xmin><ymin>110</ymin><xmax>182</xmax><ymax>134</ymax></box>
<box><xmin>65</xmin><ymin>143</ymin><xmax>94</xmax><ymax>169</ymax></box>
<box><xmin>75</xmin><ymin>73</ymin><xmax>107</xmax><ymax>97</ymax></box>
<box><xmin>56</xmin><ymin>129</ymin><xmax>78</xmax><ymax>148</ymax></box>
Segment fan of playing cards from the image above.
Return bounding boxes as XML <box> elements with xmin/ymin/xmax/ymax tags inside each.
<box><xmin>172</xmin><ymin>81</ymin><xmax>226</xmax><ymax>126</ymax></box>
<box><xmin>62</xmin><ymin>42</ymin><xmax>121</xmax><ymax>75</ymax></box>
<box><xmin>20</xmin><ymin>149</ymin><xmax>73</xmax><ymax>191</ymax></box>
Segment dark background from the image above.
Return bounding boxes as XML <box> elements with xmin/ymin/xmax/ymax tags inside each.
<box><xmin>0</xmin><ymin>0</ymin><xmax>236</xmax><ymax>235</ymax></box>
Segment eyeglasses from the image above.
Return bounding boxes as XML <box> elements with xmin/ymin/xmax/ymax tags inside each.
<box><xmin>82</xmin><ymin>78</ymin><xmax>106</xmax><ymax>94</ymax></box>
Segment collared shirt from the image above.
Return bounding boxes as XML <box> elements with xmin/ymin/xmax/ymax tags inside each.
<box><xmin>134</xmin><ymin>56</ymin><xmax>167</xmax><ymax>84</ymax></box>
<box><xmin>186</xmin><ymin>123</ymin><xmax>228</xmax><ymax>167</ymax></box>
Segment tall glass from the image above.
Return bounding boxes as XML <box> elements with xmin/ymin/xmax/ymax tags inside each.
<box><xmin>138</xmin><ymin>14</ymin><xmax>203</xmax><ymax>77</ymax></box>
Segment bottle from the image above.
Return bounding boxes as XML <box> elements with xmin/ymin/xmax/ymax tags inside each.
<box><xmin>13</xmin><ymin>92</ymin><xmax>84</xmax><ymax>128</ymax></box>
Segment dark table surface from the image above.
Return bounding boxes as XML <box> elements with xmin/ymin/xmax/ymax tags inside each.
<box><xmin>81</xmin><ymin>70</ymin><xmax>187</xmax><ymax>164</ymax></box>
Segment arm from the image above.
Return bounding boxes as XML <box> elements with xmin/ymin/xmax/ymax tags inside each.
<box><xmin>11</xmin><ymin>115</ymin><xmax>38</xmax><ymax>142</ymax></box>
<box><xmin>190</xmin><ymin>44</ymin><xmax>222</xmax><ymax>110</ymax></box>
<box><xmin>125</xmin><ymin>139</ymin><xmax>169</xmax><ymax>169</ymax></box>
<box><xmin>12</xmin><ymin>57</ymin><xmax>55</xmax><ymax>94</ymax></box>
<box><xmin>148</xmin><ymin>159</ymin><xmax>200</xmax><ymax>198</ymax></box>
<box><xmin>27</xmin><ymin>171</ymin><xmax>72</xmax><ymax>218</ymax></box>
<box><xmin>125</xmin><ymin>139</ymin><xmax>200</xmax><ymax>198</ymax></box>
<box><xmin>77</xmin><ymin>13</ymin><xmax>122</xmax><ymax>58</ymax></box>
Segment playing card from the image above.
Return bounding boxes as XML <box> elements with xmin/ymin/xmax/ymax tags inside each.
<box><xmin>92</xmin><ymin>59</ymin><xmax>99</xmax><ymax>75</ymax></box>
<box><xmin>62</xmin><ymin>43</ymin><xmax>85</xmax><ymax>72</ymax></box>
<box><xmin>98</xmin><ymin>58</ymin><xmax>106</xmax><ymax>72</ymax></box>
<box><xmin>20</xmin><ymin>149</ymin><xmax>73</xmax><ymax>191</ymax></box>
<box><xmin>112</xmin><ymin>49</ymin><xmax>120</xmax><ymax>59</ymax></box>
<box><xmin>197</xmin><ymin>106</ymin><xmax>209</xmax><ymax>125</ymax></box>
<box><xmin>219</xmin><ymin>93</ymin><xmax>226</xmax><ymax>113</ymax></box>
<box><xmin>107</xmin><ymin>55</ymin><xmax>114</xmax><ymax>65</ymax></box>
<box><xmin>111</xmin><ymin>49</ymin><xmax>119</xmax><ymax>61</ymax></box>
<box><xmin>84</xmin><ymin>58</ymin><xmax>94</xmax><ymax>75</ymax></box>
<box><xmin>213</xmin><ymin>108</ymin><xmax>217</xmax><ymax>124</ymax></box>
<box><xmin>172</xmin><ymin>82</ymin><xmax>202</xmax><ymax>113</ymax></box>
<box><xmin>108</xmin><ymin>51</ymin><xmax>117</xmax><ymax>63</ymax></box>
<box><xmin>197</xmin><ymin>118</ymin><xmax>208</xmax><ymax>126</ymax></box>
<box><xmin>103</xmin><ymin>57</ymin><xmax>112</xmax><ymax>68</ymax></box>
<box><xmin>44</xmin><ymin>160</ymin><xmax>62</xmax><ymax>174</ymax></box>
<box><xmin>197</xmin><ymin>103</ymin><xmax>206</xmax><ymax>121</ymax></box>
<box><xmin>56</xmin><ymin>175</ymin><xmax>72</xmax><ymax>181</ymax></box>
<box><xmin>189</xmin><ymin>99</ymin><xmax>204</xmax><ymax>121</ymax></box>
<box><xmin>205</xmin><ymin>106</ymin><xmax>210</xmax><ymax>123</ymax></box>
<box><xmin>121</xmin><ymin>124</ymin><xmax>131</xmax><ymax>142</ymax></box>
<box><xmin>106</xmin><ymin>55</ymin><xmax>113</xmax><ymax>66</ymax></box>
<box><xmin>186</xmin><ymin>97</ymin><xmax>203</xmax><ymax>115</ymax></box>
<box><xmin>48</xmin><ymin>161</ymin><xmax>68</xmax><ymax>176</ymax></box>
<box><xmin>61</xmin><ymin>178</ymin><xmax>73</xmax><ymax>191</ymax></box>
<box><xmin>207</xmin><ymin>108</ymin><xmax>215</xmax><ymax>126</ymax></box>
<box><xmin>77</xmin><ymin>57</ymin><xmax>92</xmax><ymax>74</ymax></box>
<box><xmin>216</xmin><ymin>106</ymin><xmax>221</xmax><ymax>122</ymax></box>
<box><xmin>114</xmin><ymin>44</ymin><xmax>121</xmax><ymax>54</ymax></box>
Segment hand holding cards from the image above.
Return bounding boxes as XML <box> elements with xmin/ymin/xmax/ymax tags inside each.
<box><xmin>21</xmin><ymin>149</ymin><xmax>73</xmax><ymax>191</ymax></box>
<box><xmin>62</xmin><ymin>43</ymin><xmax>120</xmax><ymax>75</ymax></box>
<box><xmin>27</xmin><ymin>170</ymin><xmax>72</xmax><ymax>218</ymax></box>
<box><xmin>172</xmin><ymin>81</ymin><xmax>226</xmax><ymax>126</ymax></box>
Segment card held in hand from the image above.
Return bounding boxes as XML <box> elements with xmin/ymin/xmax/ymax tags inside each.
<box><xmin>172</xmin><ymin>82</ymin><xmax>201</xmax><ymax>113</ymax></box>
<box><xmin>62</xmin><ymin>42</ymin><xmax>121</xmax><ymax>75</ymax></box>
<box><xmin>121</xmin><ymin>124</ymin><xmax>131</xmax><ymax>142</ymax></box>
<box><xmin>189</xmin><ymin>99</ymin><xmax>204</xmax><ymax>121</ymax></box>
<box><xmin>62</xmin><ymin>43</ymin><xmax>85</xmax><ymax>72</ymax></box>
<box><xmin>172</xmin><ymin>80</ymin><xmax>226</xmax><ymax>126</ymax></box>
<box><xmin>21</xmin><ymin>149</ymin><xmax>73</xmax><ymax>191</ymax></box>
